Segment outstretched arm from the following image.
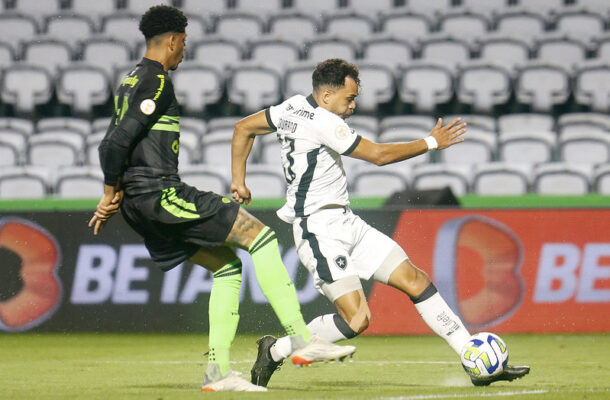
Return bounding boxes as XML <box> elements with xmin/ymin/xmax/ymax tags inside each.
<box><xmin>347</xmin><ymin>118</ymin><xmax>466</xmax><ymax>165</ymax></box>
<box><xmin>231</xmin><ymin>110</ymin><xmax>275</xmax><ymax>205</ymax></box>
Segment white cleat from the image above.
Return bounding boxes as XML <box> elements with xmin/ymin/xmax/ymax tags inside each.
<box><xmin>290</xmin><ymin>336</ymin><xmax>356</xmax><ymax>366</ymax></box>
<box><xmin>201</xmin><ymin>369</ymin><xmax>267</xmax><ymax>392</ymax></box>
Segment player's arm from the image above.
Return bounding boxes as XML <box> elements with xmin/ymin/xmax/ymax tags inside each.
<box><xmin>231</xmin><ymin>109</ymin><xmax>276</xmax><ymax>205</ymax></box>
<box><xmin>347</xmin><ymin>118</ymin><xmax>466</xmax><ymax>165</ymax></box>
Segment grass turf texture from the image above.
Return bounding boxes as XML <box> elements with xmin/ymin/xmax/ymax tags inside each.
<box><xmin>1</xmin><ymin>334</ymin><xmax>608</xmax><ymax>399</ymax></box>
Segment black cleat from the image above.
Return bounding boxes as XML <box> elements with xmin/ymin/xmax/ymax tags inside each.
<box><xmin>471</xmin><ymin>365</ymin><xmax>531</xmax><ymax>386</ymax></box>
<box><xmin>250</xmin><ymin>335</ymin><xmax>284</xmax><ymax>387</ymax></box>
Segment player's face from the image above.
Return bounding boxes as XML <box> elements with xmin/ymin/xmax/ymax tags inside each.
<box><xmin>169</xmin><ymin>33</ymin><xmax>187</xmax><ymax>71</ymax></box>
<box><xmin>327</xmin><ymin>76</ymin><xmax>358</xmax><ymax>119</ymax></box>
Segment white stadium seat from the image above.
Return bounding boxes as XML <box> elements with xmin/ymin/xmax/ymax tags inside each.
<box><xmin>306</xmin><ymin>38</ymin><xmax>358</xmax><ymax>63</ymax></box>
<box><xmin>574</xmin><ymin>64</ymin><xmax>610</xmax><ymax>113</ymax></box>
<box><xmin>515</xmin><ymin>62</ymin><xmax>570</xmax><ymax>112</ymax></box>
<box><xmin>1</xmin><ymin>65</ymin><xmax>53</xmax><ymax>114</ymax></box>
<box><xmin>457</xmin><ymin>62</ymin><xmax>512</xmax><ymax>112</ymax></box>
<box><xmin>22</xmin><ymin>39</ymin><xmax>73</xmax><ymax>78</ymax></box>
<box><xmin>57</xmin><ymin>65</ymin><xmax>111</xmax><ymax>115</ymax></box>
<box><xmin>55</xmin><ymin>166</ymin><xmax>104</xmax><ymax>198</ymax></box>
<box><xmin>267</xmin><ymin>13</ymin><xmax>320</xmax><ymax>45</ymax></box>
<box><xmin>354</xmin><ymin>64</ymin><xmax>395</xmax><ymax>113</ymax></box>
<box><xmin>45</xmin><ymin>14</ymin><xmax>96</xmax><ymax>50</ymax></box>
<box><xmin>191</xmin><ymin>39</ymin><xmax>243</xmax><ymax>74</ymax></box>
<box><xmin>228</xmin><ymin>66</ymin><xmax>282</xmax><ymax>113</ymax></box>
<box><xmin>533</xmin><ymin>163</ymin><xmax>592</xmax><ymax>195</ymax></box>
<box><xmin>361</xmin><ymin>38</ymin><xmax>413</xmax><ymax>70</ymax></box>
<box><xmin>398</xmin><ymin>63</ymin><xmax>454</xmax><ymax>113</ymax></box>
<box><xmin>172</xmin><ymin>63</ymin><xmax>223</xmax><ymax>114</ymax></box>
<box><xmin>324</xmin><ymin>14</ymin><xmax>376</xmax><ymax>43</ymax></box>
<box><xmin>472</xmin><ymin>162</ymin><xmax>531</xmax><ymax>195</ymax></box>
<box><xmin>179</xmin><ymin>164</ymin><xmax>230</xmax><ymax>195</ymax></box>
<box><xmin>242</xmin><ymin>164</ymin><xmax>286</xmax><ymax>198</ymax></box>
<box><xmin>593</xmin><ymin>164</ymin><xmax>610</xmax><ymax>195</ymax></box>
<box><xmin>0</xmin><ymin>166</ymin><xmax>51</xmax><ymax>199</ymax></box>
<box><xmin>498</xmin><ymin>130</ymin><xmax>556</xmax><ymax>164</ymax></box>
<box><xmin>412</xmin><ymin>164</ymin><xmax>472</xmax><ymax>196</ymax></box>
<box><xmin>214</xmin><ymin>13</ymin><xmax>265</xmax><ymax>46</ymax></box>
<box><xmin>380</xmin><ymin>13</ymin><xmax>433</xmax><ymax>43</ymax></box>
<box><xmin>350</xmin><ymin>164</ymin><xmax>409</xmax><ymax>198</ymax></box>
<box><xmin>498</xmin><ymin>113</ymin><xmax>554</xmax><ymax>133</ymax></box>
<box><xmin>248</xmin><ymin>40</ymin><xmax>301</xmax><ymax>74</ymax></box>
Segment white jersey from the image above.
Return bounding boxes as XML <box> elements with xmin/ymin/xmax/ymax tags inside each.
<box><xmin>266</xmin><ymin>94</ymin><xmax>361</xmax><ymax>223</ymax></box>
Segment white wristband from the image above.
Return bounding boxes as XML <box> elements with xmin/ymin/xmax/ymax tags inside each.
<box><xmin>424</xmin><ymin>136</ymin><xmax>438</xmax><ymax>150</ymax></box>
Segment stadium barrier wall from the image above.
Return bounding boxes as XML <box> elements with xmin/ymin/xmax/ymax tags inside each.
<box><xmin>0</xmin><ymin>208</ymin><xmax>608</xmax><ymax>334</ymax></box>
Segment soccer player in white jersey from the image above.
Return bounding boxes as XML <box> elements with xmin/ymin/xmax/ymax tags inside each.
<box><xmin>231</xmin><ymin>59</ymin><xmax>530</xmax><ymax>387</ymax></box>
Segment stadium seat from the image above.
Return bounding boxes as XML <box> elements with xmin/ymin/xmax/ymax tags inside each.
<box><xmin>70</xmin><ymin>0</ymin><xmax>118</xmax><ymax>28</ymax></box>
<box><xmin>191</xmin><ymin>39</ymin><xmax>243</xmax><ymax>74</ymax></box>
<box><xmin>10</xmin><ymin>0</ymin><xmax>62</xmax><ymax>26</ymax></box>
<box><xmin>306</xmin><ymin>38</ymin><xmax>358</xmax><ymax>63</ymax></box>
<box><xmin>419</xmin><ymin>37</ymin><xmax>472</xmax><ymax>70</ymax></box>
<box><xmin>574</xmin><ymin>63</ymin><xmax>610</xmax><ymax>113</ymax></box>
<box><xmin>85</xmin><ymin>131</ymin><xmax>106</xmax><ymax>166</ymax></box>
<box><xmin>55</xmin><ymin>166</ymin><xmax>104</xmax><ymax>198</ymax></box>
<box><xmin>345</xmin><ymin>0</ymin><xmax>401</xmax><ymax>16</ymax></box>
<box><xmin>459</xmin><ymin>0</ymin><xmax>512</xmax><ymax>17</ymax></box>
<box><xmin>558</xmin><ymin>121</ymin><xmax>609</xmax><ymax>141</ymax></box>
<box><xmin>379</xmin><ymin>12</ymin><xmax>433</xmax><ymax>44</ymax></box>
<box><xmin>101</xmin><ymin>14</ymin><xmax>142</xmax><ymax>50</ymax></box>
<box><xmin>377</xmin><ymin>125</ymin><xmax>431</xmax><ymax>166</ymax></box>
<box><xmin>0</xmin><ymin>127</ymin><xmax>28</xmax><ymax>165</ymax></box>
<box><xmin>240</xmin><ymin>164</ymin><xmax>286</xmax><ymax>198</ymax></box>
<box><xmin>407</xmin><ymin>0</ymin><xmax>454</xmax><ymax>18</ymax></box>
<box><xmin>534</xmin><ymin>36</ymin><xmax>587</xmax><ymax>70</ymax></box>
<box><xmin>172</xmin><ymin>63</ymin><xmax>223</xmax><ymax>115</ymax></box>
<box><xmin>80</xmin><ymin>38</ymin><xmax>133</xmax><ymax>78</ymax></box>
<box><xmin>177</xmin><ymin>127</ymin><xmax>200</xmax><ymax>166</ymax></box>
<box><xmin>353</xmin><ymin>64</ymin><xmax>395</xmax><ymax>113</ymax></box>
<box><xmin>37</xmin><ymin>117</ymin><xmax>91</xmax><ymax>137</ymax></box>
<box><xmin>324</xmin><ymin>13</ymin><xmax>377</xmax><ymax>43</ymax></box>
<box><xmin>457</xmin><ymin>62</ymin><xmax>512</xmax><ymax>112</ymax></box>
<box><xmin>0</xmin><ymin>117</ymin><xmax>35</xmax><ymax>135</ymax></box>
<box><xmin>267</xmin><ymin>13</ymin><xmax>320</xmax><ymax>45</ymax></box>
<box><xmin>472</xmin><ymin>162</ymin><xmax>531</xmax><ymax>195</ymax></box>
<box><xmin>233</xmin><ymin>0</ymin><xmax>286</xmax><ymax>17</ymax></box>
<box><xmin>200</xmin><ymin>128</ymin><xmax>236</xmax><ymax>169</ymax></box>
<box><xmin>180</xmin><ymin>117</ymin><xmax>207</xmax><ymax>137</ymax></box>
<box><xmin>22</xmin><ymin>39</ymin><xmax>73</xmax><ymax>78</ymax></box>
<box><xmin>494</xmin><ymin>11</ymin><xmax>546</xmax><ymax>42</ymax></box>
<box><xmin>0</xmin><ymin>14</ymin><xmax>39</xmax><ymax>54</ymax></box>
<box><xmin>438</xmin><ymin>12</ymin><xmax>490</xmax><ymax>44</ymax></box>
<box><xmin>558</xmin><ymin>131</ymin><xmax>610</xmax><ymax>165</ymax></box>
<box><xmin>557</xmin><ymin>112</ymin><xmax>610</xmax><ymax>131</ymax></box>
<box><xmin>533</xmin><ymin>163</ymin><xmax>592</xmax><ymax>195</ymax></box>
<box><xmin>437</xmin><ymin>128</ymin><xmax>496</xmax><ymax>166</ymax></box>
<box><xmin>349</xmin><ymin>164</ymin><xmax>409</xmax><ymax>198</ymax></box>
<box><xmin>498</xmin><ymin>130</ymin><xmax>556</xmax><ymax>164</ymax></box>
<box><xmin>181</xmin><ymin>13</ymin><xmax>207</xmax><ymax>43</ymax></box>
<box><xmin>291</xmin><ymin>0</ymin><xmax>343</xmax><ymax>19</ymax></box>
<box><xmin>1</xmin><ymin>65</ymin><xmax>53</xmax><ymax>114</ymax></box>
<box><xmin>124</xmin><ymin>0</ymin><xmax>172</xmax><ymax>15</ymax></box>
<box><xmin>284</xmin><ymin>63</ymin><xmax>319</xmax><ymax>98</ymax></box>
<box><xmin>248</xmin><ymin>40</ymin><xmax>301</xmax><ymax>74</ymax></box>
<box><xmin>180</xmin><ymin>0</ymin><xmax>227</xmax><ymax>23</ymax></box>
<box><xmin>593</xmin><ymin>164</ymin><xmax>610</xmax><ymax>194</ymax></box>
<box><xmin>347</xmin><ymin>115</ymin><xmax>379</xmax><ymax>134</ymax></box>
<box><xmin>515</xmin><ymin>62</ymin><xmax>571</xmax><ymax>112</ymax></box>
<box><xmin>258</xmin><ymin>134</ymin><xmax>282</xmax><ymax>166</ymax></box>
<box><xmin>45</xmin><ymin>14</ymin><xmax>96</xmax><ymax>51</ymax></box>
<box><xmin>228</xmin><ymin>66</ymin><xmax>282</xmax><ymax>113</ymax></box>
<box><xmin>498</xmin><ymin>113</ymin><xmax>554</xmax><ymax>133</ymax></box>
<box><xmin>0</xmin><ymin>166</ymin><xmax>51</xmax><ymax>199</ymax></box>
<box><xmin>28</xmin><ymin>128</ymin><xmax>85</xmax><ymax>168</ymax></box>
<box><xmin>207</xmin><ymin>117</ymin><xmax>241</xmax><ymax>131</ymax></box>
<box><xmin>477</xmin><ymin>37</ymin><xmax>530</xmax><ymax>72</ymax></box>
<box><xmin>179</xmin><ymin>164</ymin><xmax>230</xmax><ymax>195</ymax></box>
<box><xmin>574</xmin><ymin>0</ymin><xmax>610</xmax><ymax>13</ymax></box>
<box><xmin>214</xmin><ymin>13</ymin><xmax>265</xmax><ymax>46</ymax></box>
<box><xmin>444</xmin><ymin>114</ymin><xmax>496</xmax><ymax>132</ymax></box>
<box><xmin>516</xmin><ymin>0</ymin><xmax>567</xmax><ymax>15</ymax></box>
<box><xmin>397</xmin><ymin>62</ymin><xmax>454</xmax><ymax>113</ymax></box>
<box><xmin>411</xmin><ymin>164</ymin><xmax>472</xmax><ymax>196</ymax></box>
<box><xmin>555</xmin><ymin>10</ymin><xmax>605</xmax><ymax>45</ymax></box>
<box><xmin>56</xmin><ymin>65</ymin><xmax>111</xmax><ymax>115</ymax></box>
<box><xmin>361</xmin><ymin>38</ymin><xmax>413</xmax><ymax>70</ymax></box>
<box><xmin>0</xmin><ymin>41</ymin><xmax>15</xmax><ymax>70</ymax></box>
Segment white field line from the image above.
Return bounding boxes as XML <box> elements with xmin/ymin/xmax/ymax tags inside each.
<box><xmin>86</xmin><ymin>359</ymin><xmax>457</xmax><ymax>365</ymax></box>
<box><xmin>364</xmin><ymin>390</ymin><xmax>549</xmax><ymax>400</ymax></box>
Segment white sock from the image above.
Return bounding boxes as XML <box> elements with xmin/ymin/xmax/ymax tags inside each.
<box><xmin>270</xmin><ymin>313</ymin><xmax>357</xmax><ymax>362</ymax></box>
<box><xmin>414</xmin><ymin>291</ymin><xmax>471</xmax><ymax>355</ymax></box>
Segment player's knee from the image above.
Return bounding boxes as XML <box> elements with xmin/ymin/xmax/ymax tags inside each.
<box><xmin>350</xmin><ymin>315</ymin><xmax>369</xmax><ymax>334</ymax></box>
<box><xmin>389</xmin><ymin>261</ymin><xmax>431</xmax><ymax>296</ymax></box>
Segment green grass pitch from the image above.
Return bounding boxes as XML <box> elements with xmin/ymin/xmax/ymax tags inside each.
<box><xmin>1</xmin><ymin>333</ymin><xmax>608</xmax><ymax>399</ymax></box>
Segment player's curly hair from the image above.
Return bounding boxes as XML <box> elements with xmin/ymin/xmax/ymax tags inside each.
<box><xmin>312</xmin><ymin>58</ymin><xmax>360</xmax><ymax>90</ymax></box>
<box><xmin>139</xmin><ymin>5</ymin><xmax>188</xmax><ymax>40</ymax></box>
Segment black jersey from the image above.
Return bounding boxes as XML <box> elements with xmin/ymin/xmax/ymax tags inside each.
<box><xmin>100</xmin><ymin>57</ymin><xmax>181</xmax><ymax>195</ymax></box>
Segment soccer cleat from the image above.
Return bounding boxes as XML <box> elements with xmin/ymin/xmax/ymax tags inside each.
<box><xmin>202</xmin><ymin>365</ymin><xmax>267</xmax><ymax>392</ymax></box>
<box><xmin>251</xmin><ymin>335</ymin><xmax>284</xmax><ymax>387</ymax></box>
<box><xmin>290</xmin><ymin>335</ymin><xmax>356</xmax><ymax>366</ymax></box>
<box><xmin>470</xmin><ymin>365</ymin><xmax>531</xmax><ymax>387</ymax></box>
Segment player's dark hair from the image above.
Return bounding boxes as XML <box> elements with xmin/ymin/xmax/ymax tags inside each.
<box><xmin>312</xmin><ymin>58</ymin><xmax>360</xmax><ymax>90</ymax></box>
<box><xmin>139</xmin><ymin>5</ymin><xmax>188</xmax><ymax>41</ymax></box>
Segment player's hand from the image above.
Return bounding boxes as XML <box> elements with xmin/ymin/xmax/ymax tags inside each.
<box><xmin>231</xmin><ymin>182</ymin><xmax>252</xmax><ymax>206</ymax></box>
<box><xmin>430</xmin><ymin>118</ymin><xmax>467</xmax><ymax>150</ymax></box>
<box><xmin>88</xmin><ymin>189</ymin><xmax>123</xmax><ymax>235</ymax></box>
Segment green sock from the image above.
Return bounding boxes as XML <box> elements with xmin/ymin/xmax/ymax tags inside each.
<box><xmin>208</xmin><ymin>259</ymin><xmax>242</xmax><ymax>377</ymax></box>
<box><xmin>249</xmin><ymin>227</ymin><xmax>310</xmax><ymax>342</ymax></box>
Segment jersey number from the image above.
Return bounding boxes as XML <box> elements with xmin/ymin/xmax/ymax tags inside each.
<box><xmin>281</xmin><ymin>137</ymin><xmax>296</xmax><ymax>183</ymax></box>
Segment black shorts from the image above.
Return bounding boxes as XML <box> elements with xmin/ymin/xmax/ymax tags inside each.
<box><xmin>121</xmin><ymin>182</ymin><xmax>240</xmax><ymax>271</ymax></box>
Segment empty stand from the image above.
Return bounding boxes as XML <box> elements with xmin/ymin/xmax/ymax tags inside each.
<box><xmin>172</xmin><ymin>63</ymin><xmax>223</xmax><ymax>114</ymax></box>
<box><xmin>1</xmin><ymin>65</ymin><xmax>53</xmax><ymax>114</ymax></box>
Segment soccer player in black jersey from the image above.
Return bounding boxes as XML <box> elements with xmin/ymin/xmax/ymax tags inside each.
<box><xmin>88</xmin><ymin>5</ymin><xmax>354</xmax><ymax>392</ymax></box>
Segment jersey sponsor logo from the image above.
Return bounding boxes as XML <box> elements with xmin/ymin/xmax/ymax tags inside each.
<box><xmin>171</xmin><ymin>139</ymin><xmax>179</xmax><ymax>154</ymax></box>
<box><xmin>334</xmin><ymin>255</ymin><xmax>348</xmax><ymax>270</ymax></box>
<box><xmin>121</xmin><ymin>74</ymin><xmax>139</xmax><ymax>88</ymax></box>
<box><xmin>140</xmin><ymin>99</ymin><xmax>156</xmax><ymax>115</ymax></box>
<box><xmin>335</xmin><ymin>125</ymin><xmax>349</xmax><ymax>140</ymax></box>
<box><xmin>292</xmin><ymin>107</ymin><xmax>315</xmax><ymax>120</ymax></box>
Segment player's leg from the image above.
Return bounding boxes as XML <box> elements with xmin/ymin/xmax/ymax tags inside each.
<box><xmin>189</xmin><ymin>246</ymin><xmax>266</xmax><ymax>392</ymax></box>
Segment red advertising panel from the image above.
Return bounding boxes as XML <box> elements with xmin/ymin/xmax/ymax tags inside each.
<box><xmin>367</xmin><ymin>209</ymin><xmax>610</xmax><ymax>334</ymax></box>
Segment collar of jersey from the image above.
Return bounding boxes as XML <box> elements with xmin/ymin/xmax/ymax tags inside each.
<box><xmin>306</xmin><ymin>94</ymin><xmax>318</xmax><ymax>108</ymax></box>
<box><xmin>140</xmin><ymin>57</ymin><xmax>165</xmax><ymax>71</ymax></box>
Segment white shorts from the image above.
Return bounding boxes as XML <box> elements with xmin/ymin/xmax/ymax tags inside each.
<box><xmin>292</xmin><ymin>207</ymin><xmax>408</xmax><ymax>299</ymax></box>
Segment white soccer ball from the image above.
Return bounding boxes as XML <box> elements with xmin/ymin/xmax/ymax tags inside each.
<box><xmin>460</xmin><ymin>332</ymin><xmax>508</xmax><ymax>378</ymax></box>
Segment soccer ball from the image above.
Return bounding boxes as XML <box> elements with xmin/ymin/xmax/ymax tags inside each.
<box><xmin>460</xmin><ymin>332</ymin><xmax>508</xmax><ymax>378</ymax></box>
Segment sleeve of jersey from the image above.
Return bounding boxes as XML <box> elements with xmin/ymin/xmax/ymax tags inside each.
<box><xmin>265</xmin><ymin>104</ymin><xmax>280</xmax><ymax>131</ymax></box>
<box><xmin>317</xmin><ymin>119</ymin><xmax>362</xmax><ymax>156</ymax></box>
<box><xmin>98</xmin><ymin>74</ymin><xmax>172</xmax><ymax>186</ymax></box>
